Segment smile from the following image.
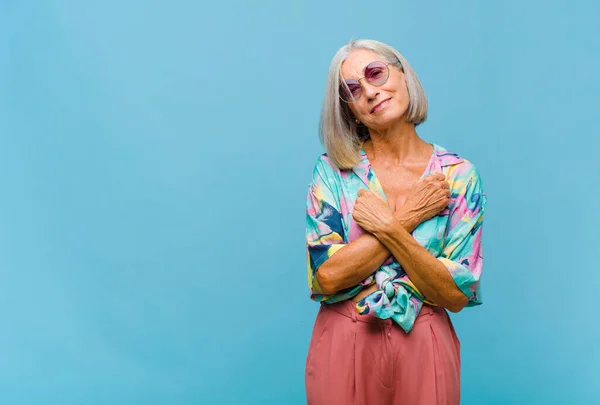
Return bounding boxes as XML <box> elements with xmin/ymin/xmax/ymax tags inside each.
<box><xmin>371</xmin><ymin>98</ymin><xmax>391</xmax><ymax>114</ymax></box>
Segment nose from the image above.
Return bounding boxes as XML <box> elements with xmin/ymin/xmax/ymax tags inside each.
<box><xmin>361</xmin><ymin>80</ymin><xmax>379</xmax><ymax>101</ymax></box>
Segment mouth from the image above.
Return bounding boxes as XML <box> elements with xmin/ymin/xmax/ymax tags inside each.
<box><xmin>370</xmin><ymin>98</ymin><xmax>391</xmax><ymax>114</ymax></box>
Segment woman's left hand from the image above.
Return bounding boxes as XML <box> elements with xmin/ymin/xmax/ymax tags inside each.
<box><xmin>352</xmin><ymin>189</ymin><xmax>397</xmax><ymax>235</ymax></box>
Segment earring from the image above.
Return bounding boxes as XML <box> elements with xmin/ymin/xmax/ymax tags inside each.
<box><xmin>355</xmin><ymin>118</ymin><xmax>360</xmax><ymax>125</ymax></box>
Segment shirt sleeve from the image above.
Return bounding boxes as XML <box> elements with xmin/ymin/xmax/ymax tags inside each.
<box><xmin>305</xmin><ymin>157</ymin><xmax>367</xmax><ymax>302</ymax></box>
<box><xmin>437</xmin><ymin>164</ymin><xmax>487</xmax><ymax>306</ymax></box>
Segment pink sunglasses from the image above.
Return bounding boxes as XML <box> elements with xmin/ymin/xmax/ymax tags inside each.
<box><xmin>339</xmin><ymin>61</ymin><xmax>393</xmax><ymax>103</ymax></box>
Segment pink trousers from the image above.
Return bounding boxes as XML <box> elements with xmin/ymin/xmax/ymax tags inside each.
<box><xmin>305</xmin><ymin>300</ymin><xmax>461</xmax><ymax>405</ymax></box>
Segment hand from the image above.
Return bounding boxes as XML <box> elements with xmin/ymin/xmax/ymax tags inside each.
<box><xmin>395</xmin><ymin>173</ymin><xmax>451</xmax><ymax>229</ymax></box>
<box><xmin>352</xmin><ymin>188</ymin><xmax>397</xmax><ymax>235</ymax></box>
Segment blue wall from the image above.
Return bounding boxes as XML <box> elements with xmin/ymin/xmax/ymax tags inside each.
<box><xmin>1</xmin><ymin>0</ymin><xmax>598</xmax><ymax>403</ymax></box>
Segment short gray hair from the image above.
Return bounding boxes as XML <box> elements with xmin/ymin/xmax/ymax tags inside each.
<box><xmin>319</xmin><ymin>39</ymin><xmax>428</xmax><ymax>169</ymax></box>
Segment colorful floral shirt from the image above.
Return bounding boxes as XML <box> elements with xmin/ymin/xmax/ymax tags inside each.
<box><xmin>305</xmin><ymin>143</ymin><xmax>487</xmax><ymax>332</ymax></box>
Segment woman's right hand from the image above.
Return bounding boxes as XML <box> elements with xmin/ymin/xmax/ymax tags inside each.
<box><xmin>395</xmin><ymin>173</ymin><xmax>451</xmax><ymax>232</ymax></box>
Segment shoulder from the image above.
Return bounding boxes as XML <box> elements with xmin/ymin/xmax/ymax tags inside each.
<box><xmin>314</xmin><ymin>153</ymin><xmax>333</xmax><ymax>168</ymax></box>
<box><xmin>308</xmin><ymin>154</ymin><xmax>342</xmax><ymax>195</ymax></box>
<box><xmin>312</xmin><ymin>153</ymin><xmax>343</xmax><ymax>179</ymax></box>
<box><xmin>434</xmin><ymin>146</ymin><xmax>486</xmax><ymax>215</ymax></box>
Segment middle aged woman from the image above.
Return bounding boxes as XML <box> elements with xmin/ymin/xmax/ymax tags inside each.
<box><xmin>304</xmin><ymin>39</ymin><xmax>487</xmax><ymax>405</ymax></box>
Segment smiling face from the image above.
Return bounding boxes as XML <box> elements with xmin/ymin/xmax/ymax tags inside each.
<box><xmin>341</xmin><ymin>49</ymin><xmax>410</xmax><ymax>132</ymax></box>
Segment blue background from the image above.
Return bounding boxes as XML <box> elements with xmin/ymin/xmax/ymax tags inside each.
<box><xmin>1</xmin><ymin>0</ymin><xmax>598</xmax><ymax>404</ymax></box>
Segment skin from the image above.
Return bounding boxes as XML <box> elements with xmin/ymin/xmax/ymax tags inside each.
<box><xmin>315</xmin><ymin>49</ymin><xmax>468</xmax><ymax>313</ymax></box>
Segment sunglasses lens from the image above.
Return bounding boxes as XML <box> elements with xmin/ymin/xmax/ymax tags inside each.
<box><xmin>364</xmin><ymin>62</ymin><xmax>389</xmax><ymax>86</ymax></box>
<box><xmin>340</xmin><ymin>81</ymin><xmax>361</xmax><ymax>102</ymax></box>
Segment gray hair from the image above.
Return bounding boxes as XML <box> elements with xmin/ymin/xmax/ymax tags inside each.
<box><xmin>319</xmin><ymin>39</ymin><xmax>428</xmax><ymax>169</ymax></box>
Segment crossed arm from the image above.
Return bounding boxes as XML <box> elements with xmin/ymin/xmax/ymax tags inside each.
<box><xmin>316</xmin><ymin>199</ymin><xmax>467</xmax><ymax>312</ymax></box>
<box><xmin>307</xmin><ymin>164</ymin><xmax>485</xmax><ymax>313</ymax></box>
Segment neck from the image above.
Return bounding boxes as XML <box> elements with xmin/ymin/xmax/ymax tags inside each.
<box><xmin>362</xmin><ymin>120</ymin><xmax>429</xmax><ymax>164</ymax></box>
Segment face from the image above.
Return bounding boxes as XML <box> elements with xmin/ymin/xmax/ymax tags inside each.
<box><xmin>340</xmin><ymin>49</ymin><xmax>410</xmax><ymax>132</ymax></box>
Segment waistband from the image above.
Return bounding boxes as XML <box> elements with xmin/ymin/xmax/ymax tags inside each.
<box><xmin>321</xmin><ymin>299</ymin><xmax>445</xmax><ymax>324</ymax></box>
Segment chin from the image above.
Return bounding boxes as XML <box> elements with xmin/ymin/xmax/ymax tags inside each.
<box><xmin>375</xmin><ymin>108</ymin><xmax>405</xmax><ymax>125</ymax></box>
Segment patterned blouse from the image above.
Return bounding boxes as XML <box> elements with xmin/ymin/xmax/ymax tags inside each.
<box><xmin>305</xmin><ymin>143</ymin><xmax>487</xmax><ymax>333</ymax></box>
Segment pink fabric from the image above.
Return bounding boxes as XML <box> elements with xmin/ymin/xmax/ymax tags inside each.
<box><xmin>305</xmin><ymin>300</ymin><xmax>461</xmax><ymax>405</ymax></box>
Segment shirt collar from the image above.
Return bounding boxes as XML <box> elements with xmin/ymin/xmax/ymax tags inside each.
<box><xmin>351</xmin><ymin>148</ymin><xmax>375</xmax><ymax>189</ymax></box>
<box><xmin>432</xmin><ymin>143</ymin><xmax>464</xmax><ymax>167</ymax></box>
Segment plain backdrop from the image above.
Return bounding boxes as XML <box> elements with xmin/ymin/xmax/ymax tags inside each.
<box><xmin>1</xmin><ymin>0</ymin><xmax>599</xmax><ymax>404</ymax></box>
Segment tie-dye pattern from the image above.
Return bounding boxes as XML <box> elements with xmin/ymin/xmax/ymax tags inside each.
<box><xmin>305</xmin><ymin>143</ymin><xmax>487</xmax><ymax>333</ymax></box>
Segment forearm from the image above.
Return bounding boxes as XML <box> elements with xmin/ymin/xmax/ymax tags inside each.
<box><xmin>316</xmin><ymin>233</ymin><xmax>388</xmax><ymax>294</ymax></box>
<box><xmin>317</xmin><ymin>215</ymin><xmax>417</xmax><ymax>294</ymax></box>
<box><xmin>375</xmin><ymin>220</ymin><xmax>468</xmax><ymax>312</ymax></box>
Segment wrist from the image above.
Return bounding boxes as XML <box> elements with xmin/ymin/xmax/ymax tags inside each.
<box><xmin>375</xmin><ymin>216</ymin><xmax>404</xmax><ymax>240</ymax></box>
<box><xmin>394</xmin><ymin>210</ymin><xmax>418</xmax><ymax>233</ymax></box>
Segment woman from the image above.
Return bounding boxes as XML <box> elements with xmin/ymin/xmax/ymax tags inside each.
<box><xmin>304</xmin><ymin>39</ymin><xmax>487</xmax><ymax>405</ymax></box>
